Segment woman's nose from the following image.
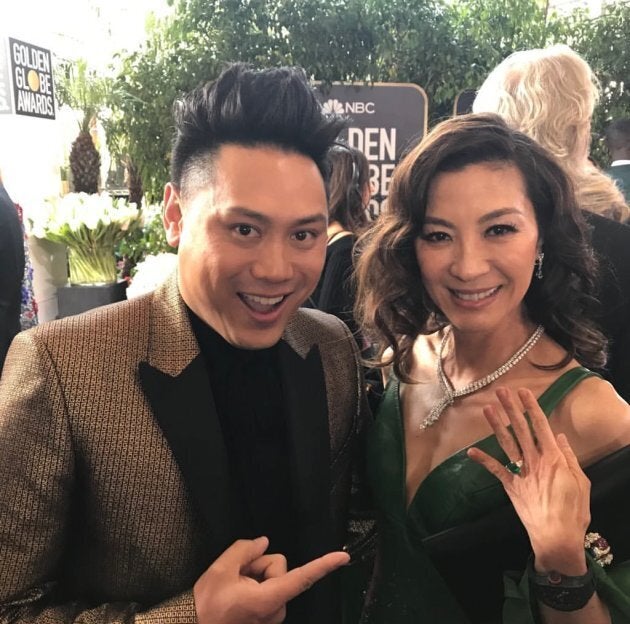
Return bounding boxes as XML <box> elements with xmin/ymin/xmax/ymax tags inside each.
<box><xmin>449</xmin><ymin>240</ymin><xmax>490</xmax><ymax>281</ymax></box>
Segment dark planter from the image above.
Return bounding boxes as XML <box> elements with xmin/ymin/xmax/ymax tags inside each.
<box><xmin>57</xmin><ymin>281</ymin><xmax>127</xmax><ymax>319</ymax></box>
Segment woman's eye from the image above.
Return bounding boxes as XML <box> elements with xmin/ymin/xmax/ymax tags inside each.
<box><xmin>421</xmin><ymin>231</ymin><xmax>450</xmax><ymax>242</ymax></box>
<box><xmin>486</xmin><ymin>224</ymin><xmax>518</xmax><ymax>236</ymax></box>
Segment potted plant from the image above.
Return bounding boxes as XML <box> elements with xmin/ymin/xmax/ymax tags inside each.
<box><xmin>28</xmin><ymin>192</ymin><xmax>140</xmax><ymax>317</ymax></box>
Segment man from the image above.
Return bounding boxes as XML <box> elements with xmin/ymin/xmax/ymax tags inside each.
<box><xmin>0</xmin><ymin>64</ymin><xmax>372</xmax><ymax>624</ymax></box>
<box><xmin>0</xmin><ymin>174</ymin><xmax>24</xmax><ymax>374</ymax></box>
<box><xmin>605</xmin><ymin>118</ymin><xmax>630</xmax><ymax>205</ymax></box>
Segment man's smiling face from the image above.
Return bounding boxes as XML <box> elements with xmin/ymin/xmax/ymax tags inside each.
<box><xmin>163</xmin><ymin>143</ymin><xmax>328</xmax><ymax>349</ymax></box>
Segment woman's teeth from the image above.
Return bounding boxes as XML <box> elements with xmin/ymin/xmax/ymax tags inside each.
<box><xmin>452</xmin><ymin>287</ymin><xmax>499</xmax><ymax>301</ymax></box>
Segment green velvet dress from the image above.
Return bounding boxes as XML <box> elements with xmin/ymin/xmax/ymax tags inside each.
<box><xmin>363</xmin><ymin>367</ymin><xmax>630</xmax><ymax>624</ymax></box>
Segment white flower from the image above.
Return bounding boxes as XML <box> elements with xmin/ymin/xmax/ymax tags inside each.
<box><xmin>126</xmin><ymin>253</ymin><xmax>178</xmax><ymax>299</ymax></box>
<box><xmin>26</xmin><ymin>192</ymin><xmax>140</xmax><ymax>249</ymax></box>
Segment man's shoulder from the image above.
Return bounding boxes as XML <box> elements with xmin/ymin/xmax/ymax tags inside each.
<box><xmin>26</xmin><ymin>290</ymin><xmax>153</xmax><ymax>346</ymax></box>
<box><xmin>293</xmin><ymin>306</ymin><xmax>349</xmax><ymax>330</ymax></box>
<box><xmin>288</xmin><ymin>307</ymin><xmax>353</xmax><ymax>343</ymax></box>
<box><xmin>0</xmin><ymin>186</ymin><xmax>22</xmax><ymax>242</ymax></box>
<box><xmin>607</xmin><ymin>163</ymin><xmax>630</xmax><ymax>172</ymax></box>
<box><xmin>283</xmin><ymin>307</ymin><xmax>359</xmax><ymax>366</ymax></box>
<box><xmin>583</xmin><ymin>210</ymin><xmax>630</xmax><ymax>256</ymax></box>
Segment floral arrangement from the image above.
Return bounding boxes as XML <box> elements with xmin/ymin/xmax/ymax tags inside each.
<box><xmin>126</xmin><ymin>252</ymin><xmax>178</xmax><ymax>299</ymax></box>
<box><xmin>28</xmin><ymin>192</ymin><xmax>140</xmax><ymax>285</ymax></box>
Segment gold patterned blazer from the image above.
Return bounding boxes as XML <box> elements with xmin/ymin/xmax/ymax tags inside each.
<box><xmin>0</xmin><ymin>274</ymin><xmax>371</xmax><ymax>623</ymax></box>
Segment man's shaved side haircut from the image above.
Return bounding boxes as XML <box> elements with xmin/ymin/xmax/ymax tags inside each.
<box><xmin>170</xmin><ymin>63</ymin><xmax>346</xmax><ymax>199</ymax></box>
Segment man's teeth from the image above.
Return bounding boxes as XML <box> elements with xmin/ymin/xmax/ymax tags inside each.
<box><xmin>242</xmin><ymin>294</ymin><xmax>285</xmax><ymax>306</ymax></box>
<box><xmin>453</xmin><ymin>287</ymin><xmax>498</xmax><ymax>301</ymax></box>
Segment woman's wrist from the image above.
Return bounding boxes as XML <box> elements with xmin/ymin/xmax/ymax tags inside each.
<box><xmin>531</xmin><ymin>537</ymin><xmax>588</xmax><ymax>576</ymax></box>
<box><xmin>527</xmin><ymin>555</ymin><xmax>596</xmax><ymax>613</ymax></box>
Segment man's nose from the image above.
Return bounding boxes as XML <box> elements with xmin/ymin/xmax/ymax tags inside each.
<box><xmin>250</xmin><ymin>240</ymin><xmax>295</xmax><ymax>282</ymax></box>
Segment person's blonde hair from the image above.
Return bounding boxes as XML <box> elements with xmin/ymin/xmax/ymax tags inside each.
<box><xmin>473</xmin><ymin>44</ymin><xmax>629</xmax><ymax>222</ymax></box>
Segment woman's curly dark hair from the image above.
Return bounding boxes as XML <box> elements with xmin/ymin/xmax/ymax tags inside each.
<box><xmin>355</xmin><ymin>113</ymin><xmax>606</xmax><ymax>383</ymax></box>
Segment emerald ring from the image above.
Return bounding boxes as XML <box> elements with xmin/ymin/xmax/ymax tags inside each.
<box><xmin>505</xmin><ymin>459</ymin><xmax>524</xmax><ymax>475</ymax></box>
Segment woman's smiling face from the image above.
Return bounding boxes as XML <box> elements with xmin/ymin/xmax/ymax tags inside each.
<box><xmin>414</xmin><ymin>161</ymin><xmax>540</xmax><ymax>335</ymax></box>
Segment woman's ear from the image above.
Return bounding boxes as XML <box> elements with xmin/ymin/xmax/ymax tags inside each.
<box><xmin>163</xmin><ymin>182</ymin><xmax>184</xmax><ymax>247</ymax></box>
<box><xmin>362</xmin><ymin>180</ymin><xmax>374</xmax><ymax>208</ymax></box>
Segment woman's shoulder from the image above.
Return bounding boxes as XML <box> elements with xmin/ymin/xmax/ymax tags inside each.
<box><xmin>409</xmin><ymin>331</ymin><xmax>442</xmax><ymax>378</ymax></box>
<box><xmin>327</xmin><ymin>231</ymin><xmax>355</xmax><ymax>252</ymax></box>
<box><xmin>325</xmin><ymin>233</ymin><xmax>355</xmax><ymax>265</ymax></box>
<box><xmin>551</xmin><ymin>370</ymin><xmax>630</xmax><ymax>465</ymax></box>
<box><xmin>379</xmin><ymin>331</ymin><xmax>441</xmax><ymax>383</ymax></box>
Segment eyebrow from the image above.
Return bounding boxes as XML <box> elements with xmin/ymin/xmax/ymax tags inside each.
<box><xmin>423</xmin><ymin>207</ymin><xmax>524</xmax><ymax>228</ymax></box>
<box><xmin>226</xmin><ymin>206</ymin><xmax>327</xmax><ymax>227</ymax></box>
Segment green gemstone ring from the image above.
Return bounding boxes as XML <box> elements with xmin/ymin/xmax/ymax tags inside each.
<box><xmin>505</xmin><ymin>459</ymin><xmax>524</xmax><ymax>475</ymax></box>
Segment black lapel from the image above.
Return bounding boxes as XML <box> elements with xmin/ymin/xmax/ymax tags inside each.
<box><xmin>277</xmin><ymin>341</ymin><xmax>335</xmax><ymax>562</ymax></box>
<box><xmin>138</xmin><ymin>355</ymin><xmax>232</xmax><ymax>552</ymax></box>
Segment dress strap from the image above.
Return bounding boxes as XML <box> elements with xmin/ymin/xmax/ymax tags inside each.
<box><xmin>327</xmin><ymin>230</ymin><xmax>352</xmax><ymax>245</ymax></box>
<box><xmin>537</xmin><ymin>366</ymin><xmax>600</xmax><ymax>416</ymax></box>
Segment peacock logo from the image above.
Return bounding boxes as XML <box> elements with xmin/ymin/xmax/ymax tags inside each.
<box><xmin>322</xmin><ymin>98</ymin><xmax>345</xmax><ymax>114</ymax></box>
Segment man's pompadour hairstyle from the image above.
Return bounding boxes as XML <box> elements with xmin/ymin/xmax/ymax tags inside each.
<box><xmin>170</xmin><ymin>63</ymin><xmax>345</xmax><ymax>191</ymax></box>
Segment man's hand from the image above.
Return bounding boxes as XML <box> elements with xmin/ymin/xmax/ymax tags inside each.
<box><xmin>193</xmin><ymin>536</ymin><xmax>350</xmax><ymax>624</ymax></box>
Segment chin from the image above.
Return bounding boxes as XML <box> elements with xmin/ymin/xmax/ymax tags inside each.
<box><xmin>231</xmin><ymin>331</ymin><xmax>282</xmax><ymax>351</ymax></box>
<box><xmin>446</xmin><ymin>316</ymin><xmax>497</xmax><ymax>334</ymax></box>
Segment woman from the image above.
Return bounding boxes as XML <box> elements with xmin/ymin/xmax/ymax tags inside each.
<box><xmin>309</xmin><ymin>142</ymin><xmax>372</xmax><ymax>340</ymax></box>
<box><xmin>355</xmin><ymin>113</ymin><xmax>630</xmax><ymax>623</ymax></box>
<box><xmin>472</xmin><ymin>44</ymin><xmax>628</xmax><ymax>223</ymax></box>
<box><xmin>472</xmin><ymin>45</ymin><xmax>630</xmax><ymax>424</ymax></box>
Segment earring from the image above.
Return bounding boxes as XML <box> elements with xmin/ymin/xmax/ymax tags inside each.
<box><xmin>535</xmin><ymin>251</ymin><xmax>544</xmax><ymax>280</ymax></box>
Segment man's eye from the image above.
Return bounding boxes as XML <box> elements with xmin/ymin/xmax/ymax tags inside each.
<box><xmin>293</xmin><ymin>231</ymin><xmax>314</xmax><ymax>242</ymax></box>
<box><xmin>235</xmin><ymin>224</ymin><xmax>255</xmax><ymax>236</ymax></box>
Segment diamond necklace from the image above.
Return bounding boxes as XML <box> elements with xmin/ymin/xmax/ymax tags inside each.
<box><xmin>421</xmin><ymin>324</ymin><xmax>545</xmax><ymax>430</ymax></box>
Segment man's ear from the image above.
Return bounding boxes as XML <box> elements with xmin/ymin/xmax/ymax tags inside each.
<box><xmin>163</xmin><ymin>182</ymin><xmax>183</xmax><ymax>248</ymax></box>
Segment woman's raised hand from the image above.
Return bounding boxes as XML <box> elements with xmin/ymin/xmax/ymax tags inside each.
<box><xmin>468</xmin><ymin>387</ymin><xmax>590</xmax><ymax>574</ymax></box>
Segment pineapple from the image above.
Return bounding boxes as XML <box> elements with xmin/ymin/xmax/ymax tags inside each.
<box><xmin>55</xmin><ymin>59</ymin><xmax>108</xmax><ymax>194</ymax></box>
<box><xmin>127</xmin><ymin>161</ymin><xmax>143</xmax><ymax>207</ymax></box>
<box><xmin>70</xmin><ymin>130</ymin><xmax>100</xmax><ymax>194</ymax></box>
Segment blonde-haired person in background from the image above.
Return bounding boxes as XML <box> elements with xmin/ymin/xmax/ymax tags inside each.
<box><xmin>473</xmin><ymin>44</ymin><xmax>628</xmax><ymax>222</ymax></box>
<box><xmin>473</xmin><ymin>44</ymin><xmax>630</xmax><ymax>404</ymax></box>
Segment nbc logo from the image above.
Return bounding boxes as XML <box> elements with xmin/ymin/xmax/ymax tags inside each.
<box><xmin>322</xmin><ymin>98</ymin><xmax>345</xmax><ymax>114</ymax></box>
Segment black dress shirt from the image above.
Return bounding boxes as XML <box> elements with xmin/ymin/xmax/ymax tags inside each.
<box><xmin>187</xmin><ymin>308</ymin><xmax>297</xmax><ymax>561</ymax></box>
